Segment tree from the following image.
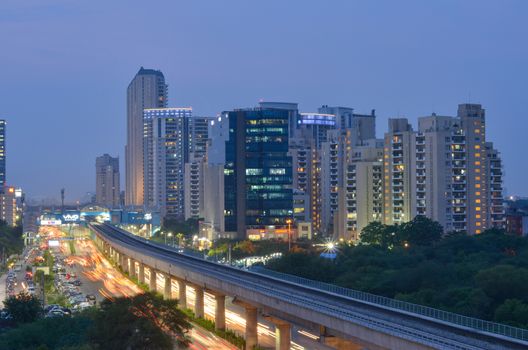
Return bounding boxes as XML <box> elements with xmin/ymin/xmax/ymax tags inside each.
<box><xmin>3</xmin><ymin>293</ymin><xmax>43</xmax><ymax>325</ymax></box>
<box><xmin>494</xmin><ymin>299</ymin><xmax>528</xmax><ymax>328</ymax></box>
<box><xmin>399</xmin><ymin>216</ymin><xmax>443</xmax><ymax>246</ymax></box>
<box><xmin>0</xmin><ymin>313</ymin><xmax>94</xmax><ymax>350</ymax></box>
<box><xmin>475</xmin><ymin>265</ymin><xmax>528</xmax><ymax>301</ymax></box>
<box><xmin>89</xmin><ymin>292</ymin><xmax>191</xmax><ymax>350</ymax></box>
<box><xmin>359</xmin><ymin>222</ymin><xmax>398</xmax><ymax>248</ymax></box>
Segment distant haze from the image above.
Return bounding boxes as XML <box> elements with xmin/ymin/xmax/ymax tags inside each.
<box><xmin>1</xmin><ymin>0</ymin><xmax>527</xmax><ymax>202</ymax></box>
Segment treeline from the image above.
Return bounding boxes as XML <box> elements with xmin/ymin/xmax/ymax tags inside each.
<box><xmin>268</xmin><ymin>217</ymin><xmax>528</xmax><ymax>329</ymax></box>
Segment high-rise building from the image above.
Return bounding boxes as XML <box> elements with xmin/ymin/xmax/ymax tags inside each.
<box><xmin>319</xmin><ymin>107</ymin><xmax>377</xmax><ymax>236</ymax></box>
<box><xmin>183</xmin><ymin>116</ymin><xmax>214</xmax><ymax>220</ymax></box>
<box><xmin>0</xmin><ymin>186</ymin><xmax>16</xmax><ymax>226</ymax></box>
<box><xmin>377</xmin><ymin>104</ymin><xmax>504</xmax><ymax>236</ymax></box>
<box><xmin>383</xmin><ymin>118</ymin><xmax>416</xmax><ymax>226</ymax></box>
<box><xmin>337</xmin><ymin>139</ymin><xmax>384</xmax><ymax>241</ymax></box>
<box><xmin>126</xmin><ymin>67</ymin><xmax>167</xmax><ymax>207</ymax></box>
<box><xmin>95</xmin><ymin>154</ymin><xmax>120</xmax><ymax>208</ymax></box>
<box><xmin>0</xmin><ymin>120</ymin><xmax>6</xmax><ymax>187</ymax></box>
<box><xmin>224</xmin><ymin>107</ymin><xmax>293</xmax><ymax>239</ymax></box>
<box><xmin>143</xmin><ymin>108</ymin><xmax>190</xmax><ymax>219</ymax></box>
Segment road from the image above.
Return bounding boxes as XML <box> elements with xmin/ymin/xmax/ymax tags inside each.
<box><xmin>64</xmin><ymin>237</ymin><xmax>238</xmax><ymax>350</ymax></box>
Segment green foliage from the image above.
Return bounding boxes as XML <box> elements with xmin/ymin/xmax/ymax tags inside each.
<box><xmin>0</xmin><ymin>313</ymin><xmax>94</xmax><ymax>350</ymax></box>
<box><xmin>162</xmin><ymin>218</ymin><xmax>200</xmax><ymax>237</ymax></box>
<box><xmin>208</xmin><ymin>239</ymin><xmax>289</xmax><ymax>260</ymax></box>
<box><xmin>270</xmin><ymin>227</ymin><xmax>528</xmax><ymax>328</ymax></box>
<box><xmin>89</xmin><ymin>292</ymin><xmax>191</xmax><ymax>350</ymax></box>
<box><xmin>360</xmin><ymin>216</ymin><xmax>442</xmax><ymax>248</ymax></box>
<box><xmin>494</xmin><ymin>299</ymin><xmax>528</xmax><ymax>328</ymax></box>
<box><xmin>3</xmin><ymin>293</ymin><xmax>43</xmax><ymax>325</ymax></box>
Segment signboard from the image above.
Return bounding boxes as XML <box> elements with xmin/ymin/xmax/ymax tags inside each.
<box><xmin>40</xmin><ymin>219</ymin><xmax>62</xmax><ymax>226</ymax></box>
<box><xmin>62</xmin><ymin>213</ymin><xmax>80</xmax><ymax>222</ymax></box>
<box><xmin>298</xmin><ymin>113</ymin><xmax>336</xmax><ymax>126</ymax></box>
<box><xmin>48</xmin><ymin>240</ymin><xmax>60</xmax><ymax>247</ymax></box>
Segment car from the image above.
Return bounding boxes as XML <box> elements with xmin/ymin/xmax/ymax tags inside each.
<box><xmin>0</xmin><ymin>310</ymin><xmax>12</xmax><ymax>320</ymax></box>
<box><xmin>44</xmin><ymin>304</ymin><xmax>61</xmax><ymax>313</ymax></box>
<box><xmin>45</xmin><ymin>309</ymin><xmax>68</xmax><ymax>318</ymax></box>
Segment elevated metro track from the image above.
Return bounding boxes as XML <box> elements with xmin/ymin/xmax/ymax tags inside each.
<box><xmin>90</xmin><ymin>223</ymin><xmax>528</xmax><ymax>350</ymax></box>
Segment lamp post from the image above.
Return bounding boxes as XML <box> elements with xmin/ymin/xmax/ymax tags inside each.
<box><xmin>286</xmin><ymin>219</ymin><xmax>293</xmax><ymax>251</ymax></box>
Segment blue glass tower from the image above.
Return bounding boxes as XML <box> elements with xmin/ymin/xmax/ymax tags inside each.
<box><xmin>224</xmin><ymin>108</ymin><xmax>293</xmax><ymax>239</ymax></box>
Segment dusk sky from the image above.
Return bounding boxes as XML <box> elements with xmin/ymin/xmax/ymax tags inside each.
<box><xmin>1</xmin><ymin>0</ymin><xmax>527</xmax><ymax>202</ymax></box>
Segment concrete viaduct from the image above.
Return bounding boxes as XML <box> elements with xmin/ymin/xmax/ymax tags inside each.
<box><xmin>89</xmin><ymin>223</ymin><xmax>528</xmax><ymax>350</ymax></box>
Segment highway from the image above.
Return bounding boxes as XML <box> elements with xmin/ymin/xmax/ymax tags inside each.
<box><xmin>91</xmin><ymin>223</ymin><xmax>528</xmax><ymax>350</ymax></box>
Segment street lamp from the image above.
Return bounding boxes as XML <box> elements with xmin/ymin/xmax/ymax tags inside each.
<box><xmin>286</xmin><ymin>219</ymin><xmax>293</xmax><ymax>251</ymax></box>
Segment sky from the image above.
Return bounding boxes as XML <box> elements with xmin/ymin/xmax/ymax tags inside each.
<box><xmin>1</xmin><ymin>0</ymin><xmax>527</xmax><ymax>202</ymax></box>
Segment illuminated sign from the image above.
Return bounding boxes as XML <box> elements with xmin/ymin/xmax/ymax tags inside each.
<box><xmin>298</xmin><ymin>113</ymin><xmax>336</xmax><ymax>126</ymax></box>
<box><xmin>144</xmin><ymin>213</ymin><xmax>152</xmax><ymax>221</ymax></box>
<box><xmin>62</xmin><ymin>214</ymin><xmax>80</xmax><ymax>222</ymax></box>
<box><xmin>48</xmin><ymin>240</ymin><xmax>60</xmax><ymax>247</ymax></box>
<box><xmin>40</xmin><ymin>219</ymin><xmax>62</xmax><ymax>226</ymax></box>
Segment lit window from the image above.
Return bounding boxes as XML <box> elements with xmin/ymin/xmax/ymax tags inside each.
<box><xmin>475</xmin><ymin>169</ymin><xmax>481</xmax><ymax>173</ymax></box>
<box><xmin>476</xmin><ymin>229</ymin><xmax>482</xmax><ymax>234</ymax></box>
<box><xmin>476</xmin><ymin>191</ymin><xmax>481</xmax><ymax>196</ymax></box>
<box><xmin>475</xmin><ymin>153</ymin><xmax>481</xmax><ymax>157</ymax></box>
<box><xmin>476</xmin><ymin>207</ymin><xmax>481</xmax><ymax>211</ymax></box>
<box><xmin>475</xmin><ymin>161</ymin><xmax>481</xmax><ymax>166</ymax></box>
<box><xmin>475</xmin><ymin>184</ymin><xmax>481</xmax><ymax>188</ymax></box>
<box><xmin>476</xmin><ymin>214</ymin><xmax>481</xmax><ymax>219</ymax></box>
<box><xmin>475</xmin><ymin>129</ymin><xmax>480</xmax><ymax>134</ymax></box>
<box><xmin>475</xmin><ymin>199</ymin><xmax>481</xmax><ymax>203</ymax></box>
<box><xmin>476</xmin><ymin>222</ymin><xmax>481</xmax><ymax>227</ymax></box>
<box><xmin>475</xmin><ymin>145</ymin><xmax>480</xmax><ymax>150</ymax></box>
<box><xmin>476</xmin><ymin>176</ymin><xmax>481</xmax><ymax>181</ymax></box>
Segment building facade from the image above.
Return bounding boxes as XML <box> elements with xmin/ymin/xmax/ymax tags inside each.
<box><xmin>95</xmin><ymin>154</ymin><xmax>120</xmax><ymax>208</ymax></box>
<box><xmin>224</xmin><ymin>107</ymin><xmax>293</xmax><ymax>239</ymax></box>
<box><xmin>143</xmin><ymin>108</ymin><xmax>190</xmax><ymax>218</ymax></box>
<box><xmin>126</xmin><ymin>67</ymin><xmax>167</xmax><ymax>206</ymax></box>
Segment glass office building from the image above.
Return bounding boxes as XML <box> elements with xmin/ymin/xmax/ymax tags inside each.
<box><xmin>224</xmin><ymin>108</ymin><xmax>293</xmax><ymax>239</ymax></box>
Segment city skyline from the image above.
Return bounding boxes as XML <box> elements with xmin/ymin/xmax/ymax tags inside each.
<box><xmin>1</xmin><ymin>1</ymin><xmax>527</xmax><ymax>201</ymax></box>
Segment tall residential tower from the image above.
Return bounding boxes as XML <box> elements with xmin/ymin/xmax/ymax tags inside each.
<box><xmin>125</xmin><ymin>67</ymin><xmax>167</xmax><ymax>206</ymax></box>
